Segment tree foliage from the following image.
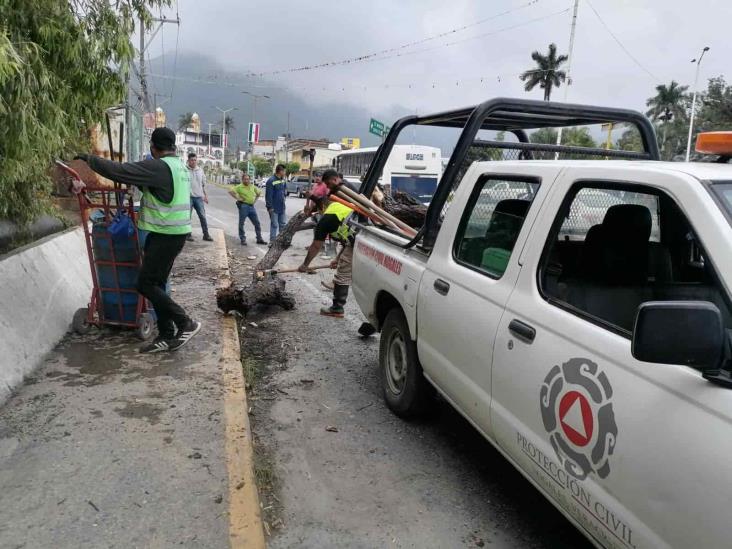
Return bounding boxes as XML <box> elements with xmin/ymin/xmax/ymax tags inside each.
<box><xmin>285</xmin><ymin>161</ymin><xmax>300</xmax><ymax>175</ymax></box>
<box><xmin>519</xmin><ymin>43</ymin><xmax>568</xmax><ymax>101</ymax></box>
<box><xmin>251</xmin><ymin>156</ymin><xmax>273</xmax><ymax>177</ymax></box>
<box><xmin>0</xmin><ymin>0</ymin><xmax>169</xmax><ymax>224</ymax></box>
<box><xmin>178</xmin><ymin>111</ymin><xmax>194</xmax><ymax>130</ymax></box>
<box><xmin>645</xmin><ymin>81</ymin><xmax>689</xmax><ymax>123</ymax></box>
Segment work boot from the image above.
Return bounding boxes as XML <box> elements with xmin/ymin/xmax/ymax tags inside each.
<box><xmin>320</xmin><ymin>284</ymin><xmax>348</xmax><ymax>318</ymax></box>
<box><xmin>203</xmin><ymin>234</ymin><xmax>214</xmax><ymax>242</ymax></box>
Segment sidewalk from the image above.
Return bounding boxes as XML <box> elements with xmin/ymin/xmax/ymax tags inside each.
<box><xmin>0</xmin><ymin>229</ymin><xmax>263</xmax><ymax>549</ymax></box>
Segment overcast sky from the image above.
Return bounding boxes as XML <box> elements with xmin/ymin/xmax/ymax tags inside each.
<box><xmin>148</xmin><ymin>0</ymin><xmax>730</xmax><ymax>131</ymax></box>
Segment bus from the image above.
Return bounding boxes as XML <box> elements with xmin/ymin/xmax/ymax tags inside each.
<box><xmin>334</xmin><ymin>144</ymin><xmax>442</xmax><ymax>204</ymax></box>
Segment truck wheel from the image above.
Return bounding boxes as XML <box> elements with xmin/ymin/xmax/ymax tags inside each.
<box><xmin>136</xmin><ymin>312</ymin><xmax>154</xmax><ymax>340</ymax></box>
<box><xmin>72</xmin><ymin>307</ymin><xmax>92</xmax><ymax>335</ymax></box>
<box><xmin>379</xmin><ymin>308</ymin><xmax>433</xmax><ymax>418</ymax></box>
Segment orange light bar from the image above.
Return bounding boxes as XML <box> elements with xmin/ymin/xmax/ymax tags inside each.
<box><xmin>696</xmin><ymin>131</ymin><xmax>732</xmax><ymax>155</ymax></box>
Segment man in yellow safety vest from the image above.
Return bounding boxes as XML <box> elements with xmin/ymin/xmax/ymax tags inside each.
<box><xmin>298</xmin><ymin>170</ymin><xmax>356</xmax><ymax>317</ymax></box>
<box><xmin>75</xmin><ymin>127</ymin><xmax>202</xmax><ymax>353</ymax></box>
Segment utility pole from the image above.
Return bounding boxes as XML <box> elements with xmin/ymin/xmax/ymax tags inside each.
<box><xmin>208</xmin><ymin>123</ymin><xmax>213</xmax><ymax>157</ymax></box>
<box><xmin>241</xmin><ymin>90</ymin><xmax>270</xmax><ymax>159</ymax></box>
<box><xmin>137</xmin><ymin>15</ymin><xmax>180</xmax><ymax>160</ymax></box>
<box><xmin>686</xmin><ymin>46</ymin><xmax>710</xmax><ymax>162</ymax></box>
<box><xmin>554</xmin><ymin>0</ymin><xmax>579</xmax><ymax>158</ymax></box>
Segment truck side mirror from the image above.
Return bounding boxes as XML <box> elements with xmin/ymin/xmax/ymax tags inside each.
<box><xmin>632</xmin><ymin>301</ymin><xmax>725</xmax><ymax>370</ymax></box>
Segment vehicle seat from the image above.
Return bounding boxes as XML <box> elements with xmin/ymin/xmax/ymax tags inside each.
<box><xmin>459</xmin><ymin>199</ymin><xmax>530</xmax><ymax>269</ymax></box>
<box><xmin>581</xmin><ymin>204</ymin><xmax>652</xmax><ymax>285</ymax></box>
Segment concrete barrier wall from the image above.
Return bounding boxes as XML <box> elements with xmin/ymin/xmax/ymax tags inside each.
<box><xmin>0</xmin><ymin>227</ymin><xmax>92</xmax><ymax>404</ymax></box>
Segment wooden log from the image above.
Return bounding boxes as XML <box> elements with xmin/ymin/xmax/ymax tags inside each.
<box><xmin>253</xmin><ymin>211</ymin><xmax>308</xmax><ymax>280</ymax></box>
<box><xmin>337</xmin><ymin>185</ymin><xmax>418</xmax><ymax>236</ymax></box>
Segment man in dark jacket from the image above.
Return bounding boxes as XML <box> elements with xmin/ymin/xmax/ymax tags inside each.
<box><xmin>75</xmin><ymin>127</ymin><xmax>202</xmax><ymax>353</ymax></box>
<box><xmin>265</xmin><ymin>163</ymin><xmax>287</xmax><ymax>242</ymax></box>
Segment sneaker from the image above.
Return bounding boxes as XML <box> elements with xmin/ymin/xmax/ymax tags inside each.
<box><xmin>203</xmin><ymin>235</ymin><xmax>214</xmax><ymax>242</ymax></box>
<box><xmin>240</xmin><ymin>240</ymin><xmax>247</xmax><ymax>246</ymax></box>
<box><xmin>320</xmin><ymin>306</ymin><xmax>344</xmax><ymax>318</ymax></box>
<box><xmin>168</xmin><ymin>320</ymin><xmax>202</xmax><ymax>351</ymax></box>
<box><xmin>186</xmin><ymin>235</ymin><xmax>195</xmax><ymax>242</ymax></box>
<box><xmin>256</xmin><ymin>239</ymin><xmax>267</xmax><ymax>245</ymax></box>
<box><xmin>139</xmin><ymin>337</ymin><xmax>172</xmax><ymax>354</ymax></box>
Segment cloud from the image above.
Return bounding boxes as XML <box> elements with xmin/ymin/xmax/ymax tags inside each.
<box><xmin>146</xmin><ymin>0</ymin><xmax>730</xmax><ymax>139</ymax></box>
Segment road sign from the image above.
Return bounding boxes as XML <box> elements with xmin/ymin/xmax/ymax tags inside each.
<box><xmin>369</xmin><ymin>118</ymin><xmax>385</xmax><ymax>137</ymax></box>
<box><xmin>246</xmin><ymin>161</ymin><xmax>255</xmax><ymax>177</ymax></box>
<box><xmin>247</xmin><ymin>122</ymin><xmax>260</xmax><ymax>144</ymax></box>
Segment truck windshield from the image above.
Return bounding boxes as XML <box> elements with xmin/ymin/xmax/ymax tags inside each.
<box><xmin>711</xmin><ymin>181</ymin><xmax>732</xmax><ymax>221</ymax></box>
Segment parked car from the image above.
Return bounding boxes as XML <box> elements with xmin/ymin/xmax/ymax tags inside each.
<box><xmin>286</xmin><ymin>176</ymin><xmax>311</xmax><ymax>198</ymax></box>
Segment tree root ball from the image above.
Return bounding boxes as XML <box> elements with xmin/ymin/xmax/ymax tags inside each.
<box><xmin>216</xmin><ymin>211</ymin><xmax>307</xmax><ymax>316</ymax></box>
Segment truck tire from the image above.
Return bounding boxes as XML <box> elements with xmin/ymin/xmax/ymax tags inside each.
<box><xmin>379</xmin><ymin>308</ymin><xmax>433</xmax><ymax>418</ymax></box>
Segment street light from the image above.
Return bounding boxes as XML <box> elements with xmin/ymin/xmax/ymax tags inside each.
<box><xmin>241</xmin><ymin>90</ymin><xmax>271</xmax><ymax>123</ymax></box>
<box><xmin>685</xmin><ymin>46</ymin><xmax>710</xmax><ymax>162</ymax></box>
<box><xmin>213</xmin><ymin>106</ymin><xmax>237</xmax><ymax>166</ymax></box>
<box><xmin>241</xmin><ymin>91</ymin><xmax>271</xmax><ymax>158</ymax></box>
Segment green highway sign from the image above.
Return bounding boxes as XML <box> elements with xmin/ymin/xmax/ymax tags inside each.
<box><xmin>369</xmin><ymin>118</ymin><xmax>386</xmax><ymax>137</ymax></box>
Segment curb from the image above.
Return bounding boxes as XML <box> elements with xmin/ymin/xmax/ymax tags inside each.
<box><xmin>213</xmin><ymin>229</ymin><xmax>266</xmax><ymax>549</ymax></box>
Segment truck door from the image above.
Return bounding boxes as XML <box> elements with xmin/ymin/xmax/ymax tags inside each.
<box><xmin>417</xmin><ymin>167</ymin><xmax>560</xmax><ymax>436</ymax></box>
<box><xmin>490</xmin><ymin>166</ymin><xmax>732</xmax><ymax>548</ymax></box>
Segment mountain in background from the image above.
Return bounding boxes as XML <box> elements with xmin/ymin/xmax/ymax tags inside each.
<box><xmin>143</xmin><ymin>52</ymin><xmax>399</xmax><ymax>151</ymax></box>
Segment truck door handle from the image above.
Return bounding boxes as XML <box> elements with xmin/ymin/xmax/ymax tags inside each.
<box><xmin>433</xmin><ymin>279</ymin><xmax>450</xmax><ymax>296</ymax></box>
<box><xmin>509</xmin><ymin>319</ymin><xmax>535</xmax><ymax>343</ymax></box>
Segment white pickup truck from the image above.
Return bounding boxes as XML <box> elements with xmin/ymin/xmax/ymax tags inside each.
<box><xmin>351</xmin><ymin>99</ymin><xmax>732</xmax><ymax>548</ymax></box>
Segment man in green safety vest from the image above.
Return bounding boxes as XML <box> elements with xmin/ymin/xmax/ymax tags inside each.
<box><xmin>298</xmin><ymin>170</ymin><xmax>356</xmax><ymax>317</ymax></box>
<box><xmin>75</xmin><ymin>127</ymin><xmax>202</xmax><ymax>353</ymax></box>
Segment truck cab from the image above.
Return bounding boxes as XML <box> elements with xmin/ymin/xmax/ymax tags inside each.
<box><xmin>350</xmin><ymin>99</ymin><xmax>732</xmax><ymax>548</ymax></box>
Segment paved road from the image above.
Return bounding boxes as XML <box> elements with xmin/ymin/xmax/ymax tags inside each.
<box><xmin>216</xmin><ymin>184</ymin><xmax>593</xmax><ymax>548</ymax></box>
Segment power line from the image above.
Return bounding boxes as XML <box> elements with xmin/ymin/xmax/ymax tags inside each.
<box><xmin>243</xmin><ymin>0</ymin><xmax>542</xmax><ymax>77</ymax></box>
<box><xmin>351</xmin><ymin>6</ymin><xmax>572</xmax><ymax>68</ymax></box>
<box><xmin>584</xmin><ymin>0</ymin><xmax>659</xmax><ymax>81</ymax></box>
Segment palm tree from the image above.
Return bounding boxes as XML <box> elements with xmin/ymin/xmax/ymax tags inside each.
<box><xmin>224</xmin><ymin>115</ymin><xmax>235</xmax><ymax>132</ymax></box>
<box><xmin>645</xmin><ymin>81</ymin><xmax>689</xmax><ymax>123</ymax></box>
<box><xmin>520</xmin><ymin>43</ymin><xmax>568</xmax><ymax>101</ymax></box>
<box><xmin>177</xmin><ymin>112</ymin><xmax>194</xmax><ymax>131</ymax></box>
<box><xmin>645</xmin><ymin>81</ymin><xmax>690</xmax><ymax>159</ymax></box>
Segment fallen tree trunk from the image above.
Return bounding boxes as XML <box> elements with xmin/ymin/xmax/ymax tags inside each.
<box><xmin>216</xmin><ymin>211</ymin><xmax>308</xmax><ymax>315</ymax></box>
<box><xmin>382</xmin><ymin>191</ymin><xmax>427</xmax><ymax>229</ymax></box>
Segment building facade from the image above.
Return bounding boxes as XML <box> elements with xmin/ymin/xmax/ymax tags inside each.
<box><xmin>175</xmin><ymin>130</ymin><xmax>225</xmax><ymax>169</ymax></box>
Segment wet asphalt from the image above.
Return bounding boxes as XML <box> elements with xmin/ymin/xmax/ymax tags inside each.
<box><xmin>209</xmin><ymin>184</ymin><xmax>592</xmax><ymax>548</ymax></box>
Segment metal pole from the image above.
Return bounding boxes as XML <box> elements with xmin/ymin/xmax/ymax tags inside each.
<box><xmin>686</xmin><ymin>47</ymin><xmax>709</xmax><ymax>162</ymax></box>
<box><xmin>555</xmin><ymin>0</ymin><xmax>579</xmax><ymax>157</ymax></box>
<box><xmin>138</xmin><ymin>17</ymin><xmax>146</xmax><ymax>160</ymax></box>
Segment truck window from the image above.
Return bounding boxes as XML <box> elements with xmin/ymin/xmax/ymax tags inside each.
<box><xmin>540</xmin><ymin>182</ymin><xmax>732</xmax><ymax>335</ymax></box>
<box><xmin>454</xmin><ymin>177</ymin><xmax>539</xmax><ymax>279</ymax></box>
<box><xmin>558</xmin><ymin>187</ymin><xmax>660</xmax><ymax>241</ymax></box>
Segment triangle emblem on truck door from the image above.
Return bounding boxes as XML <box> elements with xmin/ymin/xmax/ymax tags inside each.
<box><xmin>559</xmin><ymin>391</ymin><xmax>593</xmax><ymax>447</ymax></box>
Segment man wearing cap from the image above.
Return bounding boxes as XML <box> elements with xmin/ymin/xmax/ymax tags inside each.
<box><xmin>75</xmin><ymin>127</ymin><xmax>202</xmax><ymax>353</ymax></box>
